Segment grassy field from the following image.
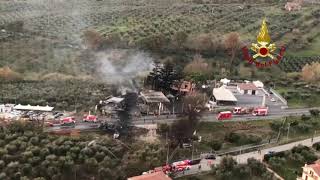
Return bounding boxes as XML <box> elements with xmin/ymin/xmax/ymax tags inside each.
<box><xmin>275</xmin><ymin>85</ymin><xmax>320</xmax><ymax>108</ymax></box>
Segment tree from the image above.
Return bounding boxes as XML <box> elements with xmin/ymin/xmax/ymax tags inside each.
<box><xmin>183</xmin><ymin>54</ymin><xmax>212</xmax><ymax>81</ymax></box>
<box><xmin>224</xmin><ymin>32</ymin><xmax>240</xmax><ymax>73</ymax></box>
<box><xmin>173</xmin><ymin>31</ymin><xmax>188</xmax><ymax>49</ymax></box>
<box><xmin>301</xmin><ymin>62</ymin><xmax>320</xmax><ymax>83</ymax></box>
<box><xmin>169</xmin><ymin>93</ymin><xmax>208</xmax><ymax>144</ymax></box>
<box><xmin>83</xmin><ymin>30</ymin><xmax>103</xmax><ymax>50</ymax></box>
<box><xmin>0</xmin><ymin>66</ymin><xmax>22</xmax><ymax>81</ymax></box>
<box><xmin>208</xmin><ymin>139</ymin><xmax>222</xmax><ymax>151</ymax></box>
<box><xmin>310</xmin><ymin>109</ymin><xmax>320</xmax><ymax>117</ymax></box>
<box><xmin>148</xmin><ymin>61</ymin><xmax>183</xmax><ymax>91</ymax></box>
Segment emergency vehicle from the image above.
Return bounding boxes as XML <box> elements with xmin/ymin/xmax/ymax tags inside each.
<box><xmin>217</xmin><ymin>111</ymin><xmax>232</xmax><ymax>120</ymax></box>
<box><xmin>83</xmin><ymin>115</ymin><xmax>98</xmax><ymax>123</ymax></box>
<box><xmin>252</xmin><ymin>107</ymin><xmax>268</xmax><ymax>116</ymax></box>
<box><xmin>60</xmin><ymin>117</ymin><xmax>76</xmax><ymax>125</ymax></box>
<box><xmin>233</xmin><ymin>107</ymin><xmax>254</xmax><ymax>115</ymax></box>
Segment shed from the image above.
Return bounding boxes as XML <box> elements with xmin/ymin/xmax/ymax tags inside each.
<box><xmin>140</xmin><ymin>91</ymin><xmax>170</xmax><ymax>115</ymax></box>
<box><xmin>212</xmin><ymin>86</ymin><xmax>237</xmax><ymax>105</ymax></box>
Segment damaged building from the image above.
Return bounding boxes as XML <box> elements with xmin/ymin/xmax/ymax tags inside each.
<box><xmin>171</xmin><ymin>80</ymin><xmax>195</xmax><ymax>95</ymax></box>
<box><xmin>139</xmin><ymin>90</ymin><xmax>170</xmax><ymax>115</ymax></box>
<box><xmin>100</xmin><ymin>96</ymin><xmax>124</xmax><ymax>116</ymax></box>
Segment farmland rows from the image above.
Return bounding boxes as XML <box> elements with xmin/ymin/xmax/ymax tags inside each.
<box><xmin>279</xmin><ymin>56</ymin><xmax>320</xmax><ymax>72</ymax></box>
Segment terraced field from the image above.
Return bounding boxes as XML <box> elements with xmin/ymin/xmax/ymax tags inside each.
<box><xmin>0</xmin><ymin>0</ymin><xmax>320</xmax><ymax>75</ymax></box>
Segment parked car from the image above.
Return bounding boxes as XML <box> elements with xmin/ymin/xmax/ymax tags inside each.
<box><xmin>201</xmin><ymin>153</ymin><xmax>216</xmax><ymax>160</ymax></box>
<box><xmin>270</xmin><ymin>98</ymin><xmax>276</xmax><ymax>102</ymax></box>
<box><xmin>182</xmin><ymin>143</ymin><xmax>192</xmax><ymax>148</ymax></box>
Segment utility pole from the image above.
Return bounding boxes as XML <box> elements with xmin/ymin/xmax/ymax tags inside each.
<box><xmin>287</xmin><ymin>122</ymin><xmax>291</xmax><ymax>142</ymax></box>
<box><xmin>276</xmin><ymin>117</ymin><xmax>286</xmax><ymax>142</ymax></box>
<box><xmin>191</xmin><ymin>140</ymin><xmax>194</xmax><ymax>160</ymax></box>
<box><xmin>166</xmin><ymin>132</ymin><xmax>169</xmax><ymax>165</ymax></box>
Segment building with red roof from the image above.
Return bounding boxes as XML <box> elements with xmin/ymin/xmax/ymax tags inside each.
<box><xmin>237</xmin><ymin>83</ymin><xmax>258</xmax><ymax>95</ymax></box>
<box><xmin>127</xmin><ymin>171</ymin><xmax>172</xmax><ymax>180</ymax></box>
<box><xmin>297</xmin><ymin>160</ymin><xmax>320</xmax><ymax>180</ymax></box>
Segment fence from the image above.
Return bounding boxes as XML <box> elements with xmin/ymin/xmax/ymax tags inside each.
<box><xmin>270</xmin><ymin>88</ymin><xmax>287</xmax><ymax>106</ymax></box>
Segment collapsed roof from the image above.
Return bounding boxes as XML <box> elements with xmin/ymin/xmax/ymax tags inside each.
<box><xmin>140</xmin><ymin>91</ymin><xmax>170</xmax><ymax>103</ymax></box>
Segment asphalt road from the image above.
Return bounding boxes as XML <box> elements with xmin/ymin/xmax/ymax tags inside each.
<box><xmin>45</xmin><ymin>107</ymin><xmax>318</xmax><ymax>132</ymax></box>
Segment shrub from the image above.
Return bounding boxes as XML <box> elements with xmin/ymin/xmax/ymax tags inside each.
<box><xmin>207</xmin><ymin>140</ymin><xmax>223</xmax><ymax>151</ymax></box>
<box><xmin>310</xmin><ymin>109</ymin><xmax>320</xmax><ymax>117</ymax></box>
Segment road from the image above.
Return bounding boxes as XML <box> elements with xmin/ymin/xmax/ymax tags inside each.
<box><xmin>173</xmin><ymin>135</ymin><xmax>320</xmax><ymax>178</ymax></box>
<box><xmin>45</xmin><ymin>107</ymin><xmax>317</xmax><ymax>132</ymax></box>
<box><xmin>233</xmin><ymin>135</ymin><xmax>320</xmax><ymax>164</ymax></box>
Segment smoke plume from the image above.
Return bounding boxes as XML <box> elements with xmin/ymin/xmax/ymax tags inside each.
<box><xmin>95</xmin><ymin>49</ymin><xmax>154</xmax><ymax>94</ymax></box>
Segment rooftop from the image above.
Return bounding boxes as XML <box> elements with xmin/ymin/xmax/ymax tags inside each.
<box><xmin>13</xmin><ymin>104</ymin><xmax>54</xmax><ymax>111</ymax></box>
<box><xmin>105</xmin><ymin>97</ymin><xmax>124</xmax><ymax>104</ymax></box>
<box><xmin>128</xmin><ymin>172</ymin><xmax>172</xmax><ymax>180</ymax></box>
<box><xmin>140</xmin><ymin>91</ymin><xmax>170</xmax><ymax>103</ymax></box>
<box><xmin>237</xmin><ymin>83</ymin><xmax>258</xmax><ymax>90</ymax></box>
<box><xmin>213</xmin><ymin>86</ymin><xmax>237</xmax><ymax>102</ymax></box>
<box><xmin>304</xmin><ymin>160</ymin><xmax>320</xmax><ymax>177</ymax></box>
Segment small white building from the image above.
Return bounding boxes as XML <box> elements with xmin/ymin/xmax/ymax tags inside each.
<box><xmin>220</xmin><ymin>78</ymin><xmax>231</xmax><ymax>86</ymax></box>
<box><xmin>237</xmin><ymin>83</ymin><xmax>258</xmax><ymax>95</ymax></box>
<box><xmin>253</xmin><ymin>81</ymin><xmax>264</xmax><ymax>88</ymax></box>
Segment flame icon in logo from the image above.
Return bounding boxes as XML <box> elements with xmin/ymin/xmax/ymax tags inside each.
<box><xmin>251</xmin><ymin>18</ymin><xmax>276</xmax><ymax>59</ymax></box>
<box><xmin>242</xmin><ymin>17</ymin><xmax>286</xmax><ymax>68</ymax></box>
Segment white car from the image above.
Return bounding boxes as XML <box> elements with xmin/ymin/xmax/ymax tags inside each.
<box><xmin>270</xmin><ymin>98</ymin><xmax>276</xmax><ymax>102</ymax></box>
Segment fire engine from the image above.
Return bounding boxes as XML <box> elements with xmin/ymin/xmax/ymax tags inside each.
<box><xmin>60</xmin><ymin>117</ymin><xmax>76</xmax><ymax>125</ymax></box>
<box><xmin>233</xmin><ymin>107</ymin><xmax>254</xmax><ymax>115</ymax></box>
<box><xmin>217</xmin><ymin>111</ymin><xmax>232</xmax><ymax>120</ymax></box>
<box><xmin>252</xmin><ymin>107</ymin><xmax>268</xmax><ymax>116</ymax></box>
<box><xmin>83</xmin><ymin>115</ymin><xmax>98</xmax><ymax>123</ymax></box>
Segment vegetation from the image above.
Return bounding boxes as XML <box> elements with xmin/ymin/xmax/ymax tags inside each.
<box><xmin>0</xmin><ymin>80</ymin><xmax>113</xmax><ymax>111</ymax></box>
<box><xmin>0</xmin><ymin>122</ymin><xmax>166</xmax><ymax>180</ymax></box>
<box><xmin>265</xmin><ymin>145</ymin><xmax>318</xmax><ymax>180</ymax></box>
<box><xmin>211</xmin><ymin>157</ymin><xmax>275</xmax><ymax>180</ymax></box>
<box><xmin>301</xmin><ymin>62</ymin><xmax>320</xmax><ymax>84</ymax></box>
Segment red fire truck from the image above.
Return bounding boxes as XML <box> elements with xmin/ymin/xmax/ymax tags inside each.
<box><xmin>252</xmin><ymin>107</ymin><xmax>268</xmax><ymax>116</ymax></box>
<box><xmin>217</xmin><ymin>111</ymin><xmax>232</xmax><ymax>120</ymax></box>
<box><xmin>60</xmin><ymin>117</ymin><xmax>76</xmax><ymax>125</ymax></box>
<box><xmin>83</xmin><ymin>115</ymin><xmax>98</xmax><ymax>123</ymax></box>
<box><xmin>233</xmin><ymin>107</ymin><xmax>254</xmax><ymax>115</ymax></box>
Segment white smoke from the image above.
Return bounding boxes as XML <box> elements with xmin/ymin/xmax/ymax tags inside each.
<box><xmin>95</xmin><ymin>49</ymin><xmax>154</xmax><ymax>94</ymax></box>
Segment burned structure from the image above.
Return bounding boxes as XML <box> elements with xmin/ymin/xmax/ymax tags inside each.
<box><xmin>99</xmin><ymin>96</ymin><xmax>124</xmax><ymax>117</ymax></box>
<box><xmin>139</xmin><ymin>90</ymin><xmax>170</xmax><ymax>115</ymax></box>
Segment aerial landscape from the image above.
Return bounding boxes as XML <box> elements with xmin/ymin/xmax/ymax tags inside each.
<box><xmin>0</xmin><ymin>0</ymin><xmax>320</xmax><ymax>179</ymax></box>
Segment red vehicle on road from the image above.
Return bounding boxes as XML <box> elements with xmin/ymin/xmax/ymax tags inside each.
<box><xmin>83</xmin><ymin>115</ymin><xmax>98</xmax><ymax>123</ymax></box>
<box><xmin>60</xmin><ymin>117</ymin><xmax>76</xmax><ymax>125</ymax></box>
<box><xmin>172</xmin><ymin>160</ymin><xmax>192</xmax><ymax>171</ymax></box>
<box><xmin>233</xmin><ymin>107</ymin><xmax>254</xmax><ymax>115</ymax></box>
<box><xmin>252</xmin><ymin>107</ymin><xmax>268</xmax><ymax>116</ymax></box>
<box><xmin>217</xmin><ymin>111</ymin><xmax>232</xmax><ymax>120</ymax></box>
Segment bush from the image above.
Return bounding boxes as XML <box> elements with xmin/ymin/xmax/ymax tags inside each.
<box><xmin>207</xmin><ymin>140</ymin><xmax>222</xmax><ymax>151</ymax></box>
<box><xmin>310</xmin><ymin>109</ymin><xmax>320</xmax><ymax>117</ymax></box>
<box><xmin>225</xmin><ymin>132</ymin><xmax>261</xmax><ymax>145</ymax></box>
<box><xmin>270</xmin><ymin>121</ymin><xmax>282</xmax><ymax>131</ymax></box>
<box><xmin>301</xmin><ymin>114</ymin><xmax>311</xmax><ymax>121</ymax></box>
